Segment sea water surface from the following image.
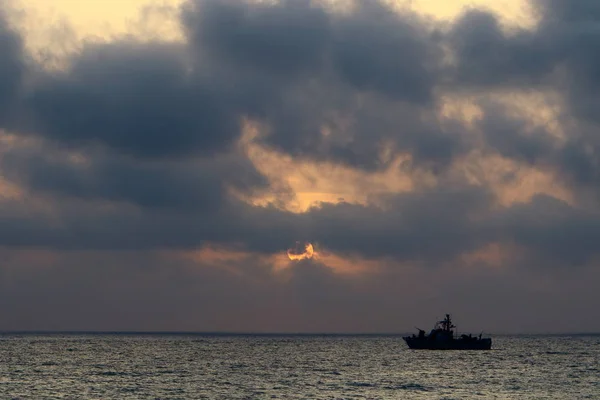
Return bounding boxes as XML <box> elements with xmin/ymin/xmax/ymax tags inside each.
<box><xmin>0</xmin><ymin>333</ymin><xmax>598</xmax><ymax>399</ymax></box>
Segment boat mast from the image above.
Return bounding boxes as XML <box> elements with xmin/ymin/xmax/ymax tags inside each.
<box><xmin>442</xmin><ymin>314</ymin><xmax>455</xmax><ymax>333</ymax></box>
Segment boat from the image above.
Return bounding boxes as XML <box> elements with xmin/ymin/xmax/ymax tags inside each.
<box><xmin>403</xmin><ymin>314</ymin><xmax>492</xmax><ymax>350</ymax></box>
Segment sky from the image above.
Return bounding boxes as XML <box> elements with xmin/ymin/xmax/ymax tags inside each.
<box><xmin>0</xmin><ymin>0</ymin><xmax>599</xmax><ymax>334</ymax></box>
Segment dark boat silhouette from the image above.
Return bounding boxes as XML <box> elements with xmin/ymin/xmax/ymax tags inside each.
<box><xmin>403</xmin><ymin>314</ymin><xmax>492</xmax><ymax>350</ymax></box>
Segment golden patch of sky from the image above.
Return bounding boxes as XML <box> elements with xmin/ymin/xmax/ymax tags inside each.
<box><xmin>398</xmin><ymin>0</ymin><xmax>536</xmax><ymax>28</ymax></box>
<box><xmin>9</xmin><ymin>0</ymin><xmax>535</xmax><ymax>61</ymax></box>
<box><xmin>240</xmin><ymin>120</ymin><xmax>426</xmax><ymax>213</ymax></box>
<box><xmin>321</xmin><ymin>0</ymin><xmax>535</xmax><ymax>28</ymax></box>
<box><xmin>8</xmin><ymin>0</ymin><xmax>184</xmax><ymax>66</ymax></box>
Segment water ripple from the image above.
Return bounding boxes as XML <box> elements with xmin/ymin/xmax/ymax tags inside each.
<box><xmin>0</xmin><ymin>334</ymin><xmax>598</xmax><ymax>399</ymax></box>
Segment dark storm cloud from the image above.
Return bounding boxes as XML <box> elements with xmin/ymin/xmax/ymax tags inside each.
<box><xmin>2</xmin><ymin>0</ymin><xmax>600</xmax><ymax>266</ymax></box>
<box><xmin>476</xmin><ymin>102</ymin><xmax>556</xmax><ymax>165</ymax></box>
<box><xmin>5</xmin><ymin>0</ymin><xmax>600</xmax><ymax>179</ymax></box>
<box><xmin>184</xmin><ymin>0</ymin><xmax>439</xmax><ymax>102</ymax></box>
<box><xmin>0</xmin><ymin>179</ymin><xmax>490</xmax><ymax>262</ymax></box>
<box><xmin>0</xmin><ymin>0</ymin><xmax>599</xmax><ymax>334</ymax></box>
<box><xmin>1</xmin><ymin>144</ymin><xmax>268</xmax><ymax>210</ymax></box>
<box><xmin>183</xmin><ymin>0</ymin><xmax>330</xmax><ymax>77</ymax></box>
<box><xmin>449</xmin><ymin>0</ymin><xmax>600</xmax><ymax>121</ymax></box>
<box><xmin>1</xmin><ymin>0</ymin><xmax>600</xmax><ymax>286</ymax></box>
<box><xmin>5</xmin><ymin>0</ymin><xmax>456</xmax><ymax>172</ymax></box>
<box><xmin>533</xmin><ymin>0</ymin><xmax>600</xmax><ymax>125</ymax></box>
<box><xmin>448</xmin><ymin>10</ymin><xmax>553</xmax><ymax>87</ymax></box>
<box><xmin>0</xmin><ymin>180</ymin><xmax>532</xmax><ymax>269</ymax></box>
<box><xmin>493</xmin><ymin>194</ymin><xmax>600</xmax><ymax>267</ymax></box>
<box><xmin>0</xmin><ymin>6</ymin><xmax>24</xmax><ymax>126</ymax></box>
<box><xmin>180</xmin><ymin>0</ymin><xmax>453</xmax><ymax>171</ymax></box>
<box><xmin>26</xmin><ymin>41</ymin><xmax>239</xmax><ymax>159</ymax></box>
<box><xmin>330</xmin><ymin>1</ymin><xmax>439</xmax><ymax>103</ymax></box>
<box><xmin>0</xmin><ymin>194</ymin><xmax>298</xmax><ymax>251</ymax></box>
<box><xmin>253</xmin><ymin>89</ymin><xmax>467</xmax><ymax>171</ymax></box>
<box><xmin>303</xmin><ymin>187</ymin><xmax>600</xmax><ymax>268</ymax></box>
<box><xmin>535</xmin><ymin>0</ymin><xmax>600</xmax><ymax>22</ymax></box>
<box><xmin>445</xmin><ymin>0</ymin><xmax>600</xmax><ymax>209</ymax></box>
<box><xmin>303</xmin><ymin>185</ymin><xmax>494</xmax><ymax>261</ymax></box>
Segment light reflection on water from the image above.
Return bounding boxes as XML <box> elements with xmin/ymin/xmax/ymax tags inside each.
<box><xmin>0</xmin><ymin>334</ymin><xmax>598</xmax><ymax>399</ymax></box>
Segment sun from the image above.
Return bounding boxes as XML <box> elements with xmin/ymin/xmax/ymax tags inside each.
<box><xmin>287</xmin><ymin>242</ymin><xmax>315</xmax><ymax>261</ymax></box>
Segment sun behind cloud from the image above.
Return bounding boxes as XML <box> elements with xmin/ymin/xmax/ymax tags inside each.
<box><xmin>287</xmin><ymin>242</ymin><xmax>316</xmax><ymax>261</ymax></box>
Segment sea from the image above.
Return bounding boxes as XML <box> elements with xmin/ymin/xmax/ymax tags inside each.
<box><xmin>0</xmin><ymin>333</ymin><xmax>598</xmax><ymax>399</ymax></box>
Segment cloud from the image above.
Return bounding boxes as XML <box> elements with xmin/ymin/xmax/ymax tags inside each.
<box><xmin>446</xmin><ymin>0</ymin><xmax>600</xmax><ymax>206</ymax></box>
<box><xmin>0</xmin><ymin>5</ymin><xmax>25</xmax><ymax>127</ymax></box>
<box><xmin>24</xmin><ymin>41</ymin><xmax>243</xmax><ymax>159</ymax></box>
<box><xmin>1</xmin><ymin>141</ymin><xmax>268</xmax><ymax>211</ymax></box>
<box><xmin>329</xmin><ymin>1</ymin><xmax>440</xmax><ymax>103</ymax></box>
<box><xmin>535</xmin><ymin>0</ymin><xmax>600</xmax><ymax>22</ymax></box>
<box><xmin>183</xmin><ymin>0</ymin><xmax>329</xmax><ymax>77</ymax></box>
<box><xmin>180</xmin><ymin>0</ymin><xmax>459</xmax><ymax>171</ymax></box>
<box><xmin>3</xmin><ymin>0</ymin><xmax>599</xmax><ymax>256</ymax></box>
<box><xmin>1</xmin><ymin>0</ymin><xmax>600</xmax><ymax>331</ymax></box>
<box><xmin>448</xmin><ymin>10</ymin><xmax>553</xmax><ymax>87</ymax></box>
<box><xmin>5</xmin><ymin>167</ymin><xmax>599</xmax><ymax>272</ymax></box>
<box><xmin>492</xmin><ymin>194</ymin><xmax>600</xmax><ymax>267</ymax></box>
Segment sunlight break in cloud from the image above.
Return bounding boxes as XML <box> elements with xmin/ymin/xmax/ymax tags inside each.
<box><xmin>287</xmin><ymin>242</ymin><xmax>315</xmax><ymax>261</ymax></box>
<box><xmin>1</xmin><ymin>0</ymin><xmax>600</xmax><ymax>333</ymax></box>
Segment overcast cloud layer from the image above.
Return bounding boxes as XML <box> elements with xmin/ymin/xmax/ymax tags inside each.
<box><xmin>1</xmin><ymin>0</ymin><xmax>600</xmax><ymax>333</ymax></box>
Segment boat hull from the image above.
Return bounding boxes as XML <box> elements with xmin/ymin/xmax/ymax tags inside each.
<box><xmin>403</xmin><ymin>336</ymin><xmax>492</xmax><ymax>350</ymax></box>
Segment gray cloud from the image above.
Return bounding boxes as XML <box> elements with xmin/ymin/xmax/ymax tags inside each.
<box><xmin>0</xmin><ymin>6</ymin><xmax>24</xmax><ymax>126</ymax></box>
<box><xmin>2</xmin><ymin>0</ymin><xmax>600</xmax><ymax>263</ymax></box>
<box><xmin>476</xmin><ymin>102</ymin><xmax>557</xmax><ymax>165</ymax></box>
<box><xmin>183</xmin><ymin>0</ymin><xmax>330</xmax><ymax>77</ymax></box>
<box><xmin>446</xmin><ymin>0</ymin><xmax>600</xmax><ymax>143</ymax></box>
<box><xmin>535</xmin><ymin>0</ymin><xmax>600</xmax><ymax>22</ymax></box>
<box><xmin>254</xmin><ymin>88</ymin><xmax>467</xmax><ymax>171</ymax></box>
<box><xmin>1</xmin><ymin>143</ymin><xmax>268</xmax><ymax>211</ymax></box>
<box><xmin>448</xmin><ymin>10</ymin><xmax>553</xmax><ymax>87</ymax></box>
<box><xmin>9</xmin><ymin>0</ymin><xmax>459</xmax><ymax>172</ymax></box>
<box><xmin>445</xmin><ymin>0</ymin><xmax>600</xmax><ymax>207</ymax></box>
<box><xmin>329</xmin><ymin>1</ymin><xmax>440</xmax><ymax>103</ymax></box>
<box><xmin>3</xmin><ymin>176</ymin><xmax>599</xmax><ymax>271</ymax></box>
<box><xmin>492</xmin><ymin>194</ymin><xmax>600</xmax><ymax>267</ymax></box>
<box><xmin>24</xmin><ymin>42</ymin><xmax>242</xmax><ymax>159</ymax></box>
<box><xmin>180</xmin><ymin>0</ymin><xmax>455</xmax><ymax>171</ymax></box>
<box><xmin>304</xmin><ymin>185</ymin><xmax>494</xmax><ymax>262</ymax></box>
<box><xmin>1</xmin><ymin>0</ymin><xmax>600</xmax><ymax>331</ymax></box>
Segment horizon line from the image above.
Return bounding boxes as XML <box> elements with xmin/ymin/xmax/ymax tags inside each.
<box><xmin>1</xmin><ymin>330</ymin><xmax>599</xmax><ymax>336</ymax></box>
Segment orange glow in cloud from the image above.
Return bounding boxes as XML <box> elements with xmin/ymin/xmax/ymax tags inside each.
<box><xmin>238</xmin><ymin>119</ymin><xmax>425</xmax><ymax>213</ymax></box>
<box><xmin>317</xmin><ymin>251</ymin><xmax>383</xmax><ymax>275</ymax></box>
<box><xmin>453</xmin><ymin>152</ymin><xmax>574</xmax><ymax>207</ymax></box>
<box><xmin>287</xmin><ymin>242</ymin><xmax>315</xmax><ymax>261</ymax></box>
<box><xmin>177</xmin><ymin>242</ymin><xmax>380</xmax><ymax>277</ymax></box>
<box><xmin>284</xmin><ymin>242</ymin><xmax>381</xmax><ymax>275</ymax></box>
